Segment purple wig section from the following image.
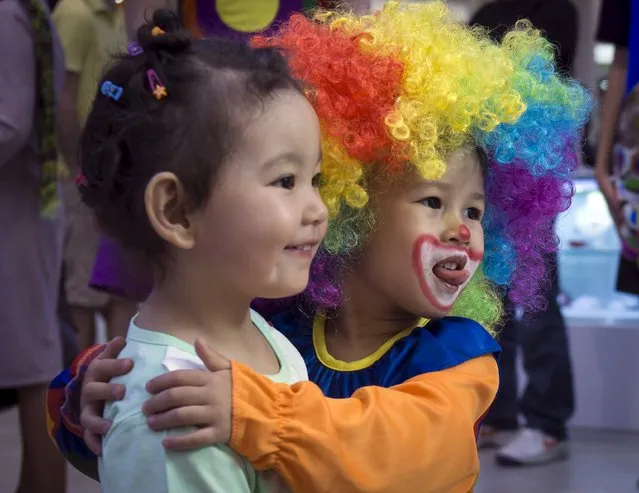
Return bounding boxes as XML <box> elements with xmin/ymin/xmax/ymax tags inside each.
<box><xmin>255</xmin><ymin>248</ymin><xmax>344</xmax><ymax>315</ymax></box>
<box><xmin>483</xmin><ymin>143</ymin><xmax>576</xmax><ymax>309</ymax></box>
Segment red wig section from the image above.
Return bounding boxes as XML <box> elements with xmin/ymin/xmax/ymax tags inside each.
<box><xmin>252</xmin><ymin>14</ymin><xmax>408</xmax><ymax>167</ymax></box>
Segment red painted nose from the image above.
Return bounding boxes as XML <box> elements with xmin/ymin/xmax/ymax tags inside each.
<box><xmin>458</xmin><ymin>225</ymin><xmax>471</xmax><ymax>242</ymax></box>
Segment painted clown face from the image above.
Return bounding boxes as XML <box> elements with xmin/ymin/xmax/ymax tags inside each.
<box><xmin>348</xmin><ymin>148</ymin><xmax>485</xmax><ymax>320</ymax></box>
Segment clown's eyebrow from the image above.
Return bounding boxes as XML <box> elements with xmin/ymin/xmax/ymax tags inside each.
<box><xmin>415</xmin><ymin>181</ymin><xmax>485</xmax><ymax>201</ymax></box>
<box><xmin>414</xmin><ymin>180</ymin><xmax>450</xmax><ymax>191</ymax></box>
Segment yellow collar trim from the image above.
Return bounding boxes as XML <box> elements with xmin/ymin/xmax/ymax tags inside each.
<box><xmin>312</xmin><ymin>314</ymin><xmax>429</xmax><ymax>372</ymax></box>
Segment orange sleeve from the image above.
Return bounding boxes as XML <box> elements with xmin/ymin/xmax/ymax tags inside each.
<box><xmin>229</xmin><ymin>355</ymin><xmax>498</xmax><ymax>493</ymax></box>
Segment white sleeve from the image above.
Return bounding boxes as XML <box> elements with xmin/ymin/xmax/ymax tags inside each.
<box><xmin>100</xmin><ymin>413</ymin><xmax>255</xmax><ymax>493</ymax></box>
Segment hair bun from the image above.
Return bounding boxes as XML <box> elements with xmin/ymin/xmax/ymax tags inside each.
<box><xmin>137</xmin><ymin>10</ymin><xmax>191</xmax><ymax>55</ymax></box>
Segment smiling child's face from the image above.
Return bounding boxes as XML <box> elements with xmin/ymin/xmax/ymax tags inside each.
<box><xmin>147</xmin><ymin>89</ymin><xmax>328</xmax><ymax>302</ymax></box>
<box><xmin>351</xmin><ymin>148</ymin><xmax>486</xmax><ymax>320</ymax></box>
<box><xmin>194</xmin><ymin>89</ymin><xmax>328</xmax><ymax>300</ymax></box>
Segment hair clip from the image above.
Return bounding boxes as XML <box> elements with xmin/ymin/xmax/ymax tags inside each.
<box><xmin>74</xmin><ymin>173</ymin><xmax>88</xmax><ymax>187</ymax></box>
<box><xmin>128</xmin><ymin>42</ymin><xmax>143</xmax><ymax>56</ymax></box>
<box><xmin>100</xmin><ymin>80</ymin><xmax>123</xmax><ymax>101</ymax></box>
<box><xmin>151</xmin><ymin>26</ymin><xmax>165</xmax><ymax>37</ymax></box>
<box><xmin>146</xmin><ymin>69</ymin><xmax>167</xmax><ymax>100</ymax></box>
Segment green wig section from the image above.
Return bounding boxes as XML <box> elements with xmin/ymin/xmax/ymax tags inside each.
<box><xmin>450</xmin><ymin>267</ymin><xmax>504</xmax><ymax>335</ymax></box>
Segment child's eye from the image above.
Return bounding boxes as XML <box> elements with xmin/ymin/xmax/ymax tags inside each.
<box><xmin>420</xmin><ymin>197</ymin><xmax>442</xmax><ymax>209</ymax></box>
<box><xmin>273</xmin><ymin>175</ymin><xmax>296</xmax><ymax>189</ymax></box>
<box><xmin>465</xmin><ymin>207</ymin><xmax>483</xmax><ymax>221</ymax></box>
<box><xmin>312</xmin><ymin>173</ymin><xmax>323</xmax><ymax>188</ymax></box>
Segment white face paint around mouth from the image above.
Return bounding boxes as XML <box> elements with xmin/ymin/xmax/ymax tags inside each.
<box><xmin>412</xmin><ymin>235</ymin><xmax>482</xmax><ymax>311</ymax></box>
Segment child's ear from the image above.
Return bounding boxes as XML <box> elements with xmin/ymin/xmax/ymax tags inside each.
<box><xmin>145</xmin><ymin>172</ymin><xmax>195</xmax><ymax>250</ymax></box>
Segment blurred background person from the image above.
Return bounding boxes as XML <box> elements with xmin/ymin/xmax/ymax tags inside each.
<box><xmin>52</xmin><ymin>0</ymin><xmax>136</xmax><ymax>350</ymax></box>
<box><xmin>0</xmin><ymin>0</ymin><xmax>67</xmax><ymax>490</ymax></box>
<box><xmin>469</xmin><ymin>0</ymin><xmax>577</xmax><ymax>467</ymax></box>
<box><xmin>592</xmin><ymin>2</ymin><xmax>639</xmax><ymax>486</ymax></box>
<box><xmin>594</xmin><ymin>0</ymin><xmax>639</xmax><ymax>296</ymax></box>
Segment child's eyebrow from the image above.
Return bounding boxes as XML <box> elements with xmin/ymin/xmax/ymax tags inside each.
<box><xmin>262</xmin><ymin>149</ymin><xmax>323</xmax><ymax>171</ymax></box>
<box><xmin>414</xmin><ymin>180</ymin><xmax>450</xmax><ymax>190</ymax></box>
<box><xmin>471</xmin><ymin>192</ymin><xmax>486</xmax><ymax>201</ymax></box>
<box><xmin>261</xmin><ymin>151</ymin><xmax>302</xmax><ymax>170</ymax></box>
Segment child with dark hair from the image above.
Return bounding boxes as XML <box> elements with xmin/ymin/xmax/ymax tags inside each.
<box><xmin>75</xmin><ymin>10</ymin><xmax>327</xmax><ymax>492</ymax></box>
<box><xmin>90</xmin><ymin>0</ymin><xmax>370</xmax><ymax>303</ymax></box>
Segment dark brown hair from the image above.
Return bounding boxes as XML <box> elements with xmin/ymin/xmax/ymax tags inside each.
<box><xmin>78</xmin><ymin>10</ymin><xmax>301</xmax><ymax>263</ymax></box>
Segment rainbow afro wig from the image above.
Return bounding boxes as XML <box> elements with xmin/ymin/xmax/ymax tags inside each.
<box><xmin>253</xmin><ymin>1</ymin><xmax>591</xmax><ymax>331</ymax></box>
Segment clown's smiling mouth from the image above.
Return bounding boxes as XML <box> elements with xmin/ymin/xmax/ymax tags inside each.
<box><xmin>432</xmin><ymin>255</ymin><xmax>470</xmax><ymax>287</ymax></box>
<box><xmin>412</xmin><ymin>235</ymin><xmax>482</xmax><ymax>311</ymax></box>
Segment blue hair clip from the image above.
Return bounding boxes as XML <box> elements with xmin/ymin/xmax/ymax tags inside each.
<box><xmin>100</xmin><ymin>81</ymin><xmax>123</xmax><ymax>101</ymax></box>
<box><xmin>128</xmin><ymin>42</ymin><xmax>143</xmax><ymax>56</ymax></box>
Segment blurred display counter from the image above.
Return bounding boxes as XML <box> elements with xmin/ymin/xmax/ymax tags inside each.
<box><xmin>552</xmin><ymin>178</ymin><xmax>639</xmax><ymax>431</ymax></box>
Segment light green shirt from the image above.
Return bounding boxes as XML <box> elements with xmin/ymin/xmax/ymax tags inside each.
<box><xmin>99</xmin><ymin>309</ymin><xmax>307</xmax><ymax>493</ymax></box>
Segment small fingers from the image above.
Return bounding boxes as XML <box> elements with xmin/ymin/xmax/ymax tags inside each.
<box><xmin>145</xmin><ymin>370</ymin><xmax>210</xmax><ymax>394</ymax></box>
<box><xmin>84</xmin><ymin>430</ymin><xmax>103</xmax><ymax>456</ymax></box>
<box><xmin>80</xmin><ymin>406</ymin><xmax>111</xmax><ymax>435</ymax></box>
<box><xmin>146</xmin><ymin>405</ymin><xmax>215</xmax><ymax>431</ymax></box>
<box><xmin>99</xmin><ymin>336</ymin><xmax>127</xmax><ymax>359</ymax></box>
<box><xmin>142</xmin><ymin>386</ymin><xmax>209</xmax><ymax>416</ymax></box>
<box><xmin>88</xmin><ymin>358</ymin><xmax>133</xmax><ymax>383</ymax></box>
<box><xmin>84</xmin><ymin>381</ymin><xmax>126</xmax><ymax>404</ymax></box>
<box><xmin>194</xmin><ymin>339</ymin><xmax>231</xmax><ymax>372</ymax></box>
<box><xmin>161</xmin><ymin>427</ymin><xmax>223</xmax><ymax>451</ymax></box>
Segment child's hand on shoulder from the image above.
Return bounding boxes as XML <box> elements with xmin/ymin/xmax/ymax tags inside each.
<box><xmin>81</xmin><ymin>336</ymin><xmax>133</xmax><ymax>456</ymax></box>
<box><xmin>143</xmin><ymin>339</ymin><xmax>232</xmax><ymax>450</ymax></box>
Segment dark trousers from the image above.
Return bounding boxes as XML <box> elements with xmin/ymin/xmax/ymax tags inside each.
<box><xmin>484</xmin><ymin>253</ymin><xmax>575</xmax><ymax>441</ymax></box>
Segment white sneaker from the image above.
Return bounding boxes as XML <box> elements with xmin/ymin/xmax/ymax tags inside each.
<box><xmin>495</xmin><ymin>428</ymin><xmax>568</xmax><ymax>466</ymax></box>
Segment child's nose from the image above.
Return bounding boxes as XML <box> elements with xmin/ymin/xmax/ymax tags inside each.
<box><xmin>303</xmin><ymin>190</ymin><xmax>328</xmax><ymax>226</ymax></box>
<box><xmin>442</xmin><ymin>221</ymin><xmax>471</xmax><ymax>245</ymax></box>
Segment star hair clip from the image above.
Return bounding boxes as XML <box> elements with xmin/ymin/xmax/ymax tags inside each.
<box><xmin>147</xmin><ymin>69</ymin><xmax>167</xmax><ymax>100</ymax></box>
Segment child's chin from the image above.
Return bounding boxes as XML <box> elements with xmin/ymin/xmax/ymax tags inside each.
<box><xmin>418</xmin><ymin>303</ymin><xmax>451</xmax><ymax>321</ymax></box>
<box><xmin>260</xmin><ymin>276</ymin><xmax>309</xmax><ymax>301</ymax></box>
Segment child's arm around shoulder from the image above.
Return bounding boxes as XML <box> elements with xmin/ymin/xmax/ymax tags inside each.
<box><xmin>102</xmin><ymin>413</ymin><xmax>254</xmax><ymax>493</ymax></box>
<box><xmin>231</xmin><ymin>354</ymin><xmax>498</xmax><ymax>493</ymax></box>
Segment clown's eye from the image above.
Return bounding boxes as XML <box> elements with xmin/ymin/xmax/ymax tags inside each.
<box><xmin>465</xmin><ymin>207</ymin><xmax>483</xmax><ymax>221</ymax></box>
<box><xmin>420</xmin><ymin>197</ymin><xmax>442</xmax><ymax>209</ymax></box>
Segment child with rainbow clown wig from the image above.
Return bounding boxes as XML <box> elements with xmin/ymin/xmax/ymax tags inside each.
<box><xmin>47</xmin><ymin>2</ymin><xmax>591</xmax><ymax>492</ymax></box>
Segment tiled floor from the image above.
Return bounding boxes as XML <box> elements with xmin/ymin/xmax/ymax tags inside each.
<box><xmin>1</xmin><ymin>406</ymin><xmax>637</xmax><ymax>493</ymax></box>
